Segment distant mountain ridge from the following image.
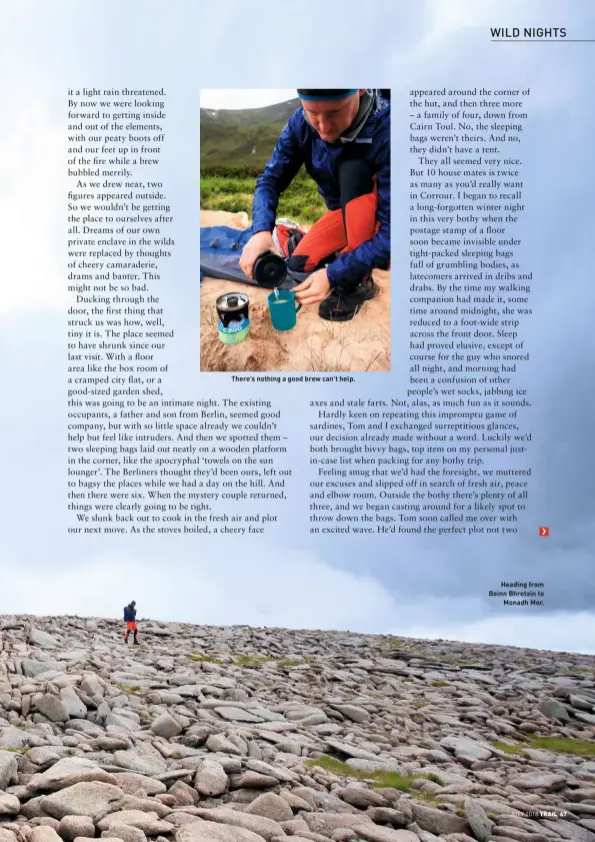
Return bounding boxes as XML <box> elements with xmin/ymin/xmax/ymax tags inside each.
<box><xmin>200</xmin><ymin>98</ymin><xmax>301</xmax><ymax>174</ymax></box>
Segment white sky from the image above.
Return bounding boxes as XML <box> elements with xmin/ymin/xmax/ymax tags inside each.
<box><xmin>200</xmin><ymin>89</ymin><xmax>297</xmax><ymax>110</ymax></box>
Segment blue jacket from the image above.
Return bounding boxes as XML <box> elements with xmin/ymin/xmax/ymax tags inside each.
<box><xmin>252</xmin><ymin>91</ymin><xmax>390</xmax><ymax>287</ymax></box>
<box><xmin>124</xmin><ymin>604</ymin><xmax>136</xmax><ymax>622</ymax></box>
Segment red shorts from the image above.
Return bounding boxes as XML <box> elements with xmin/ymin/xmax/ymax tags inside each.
<box><xmin>126</xmin><ymin>622</ymin><xmax>137</xmax><ymax>631</ymax></box>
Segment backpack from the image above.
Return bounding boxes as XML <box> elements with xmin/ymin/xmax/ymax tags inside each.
<box><xmin>123</xmin><ymin>605</ymin><xmax>133</xmax><ymax>621</ymax></box>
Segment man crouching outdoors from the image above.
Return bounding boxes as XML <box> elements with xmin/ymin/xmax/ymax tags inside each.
<box><xmin>240</xmin><ymin>89</ymin><xmax>390</xmax><ymax>322</ymax></box>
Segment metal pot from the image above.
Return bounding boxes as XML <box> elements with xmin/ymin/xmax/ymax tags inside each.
<box><xmin>216</xmin><ymin>292</ymin><xmax>250</xmax><ymax>344</ymax></box>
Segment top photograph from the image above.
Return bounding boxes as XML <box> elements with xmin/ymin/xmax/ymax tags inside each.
<box><xmin>200</xmin><ymin>88</ymin><xmax>391</xmax><ymax>374</ymax></box>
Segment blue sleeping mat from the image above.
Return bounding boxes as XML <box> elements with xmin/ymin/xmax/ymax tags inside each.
<box><xmin>200</xmin><ymin>225</ymin><xmax>309</xmax><ymax>289</ymax></box>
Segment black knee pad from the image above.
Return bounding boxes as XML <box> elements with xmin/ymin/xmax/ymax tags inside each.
<box><xmin>287</xmin><ymin>252</ymin><xmax>335</xmax><ymax>274</ymax></box>
<box><xmin>339</xmin><ymin>157</ymin><xmax>375</xmax><ymax>209</ymax></box>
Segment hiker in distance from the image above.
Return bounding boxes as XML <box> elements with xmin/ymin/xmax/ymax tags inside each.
<box><xmin>239</xmin><ymin>88</ymin><xmax>390</xmax><ymax>322</ymax></box>
<box><xmin>123</xmin><ymin>600</ymin><xmax>139</xmax><ymax>644</ymax></box>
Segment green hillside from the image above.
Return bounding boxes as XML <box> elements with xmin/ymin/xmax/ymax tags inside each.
<box><xmin>200</xmin><ymin>98</ymin><xmax>325</xmax><ymax>225</ymax></box>
<box><xmin>200</xmin><ymin>98</ymin><xmax>300</xmax><ymax>175</ymax></box>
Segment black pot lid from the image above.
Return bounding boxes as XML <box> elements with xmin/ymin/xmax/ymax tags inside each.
<box><xmin>217</xmin><ymin>292</ymin><xmax>249</xmax><ymax>309</ymax></box>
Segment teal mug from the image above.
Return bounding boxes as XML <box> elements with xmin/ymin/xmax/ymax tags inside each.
<box><xmin>267</xmin><ymin>289</ymin><xmax>302</xmax><ymax>331</ymax></box>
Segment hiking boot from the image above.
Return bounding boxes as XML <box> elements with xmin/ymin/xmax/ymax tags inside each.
<box><xmin>133</xmin><ymin>640</ymin><xmax>140</xmax><ymax>645</ymax></box>
<box><xmin>319</xmin><ymin>276</ymin><xmax>377</xmax><ymax>321</ymax></box>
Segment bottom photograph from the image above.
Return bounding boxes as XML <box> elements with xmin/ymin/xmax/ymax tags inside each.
<box><xmin>0</xmin><ymin>609</ymin><xmax>592</xmax><ymax>842</ymax></box>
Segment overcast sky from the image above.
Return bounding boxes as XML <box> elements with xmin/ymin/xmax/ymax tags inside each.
<box><xmin>1</xmin><ymin>0</ymin><xmax>594</xmax><ymax>655</ymax></box>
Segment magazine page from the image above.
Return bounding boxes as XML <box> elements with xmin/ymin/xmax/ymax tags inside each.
<box><xmin>1</xmin><ymin>2</ymin><xmax>594</xmax><ymax>841</ymax></box>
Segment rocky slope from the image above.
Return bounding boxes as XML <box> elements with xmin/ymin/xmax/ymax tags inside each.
<box><xmin>1</xmin><ymin>615</ymin><xmax>594</xmax><ymax>842</ymax></box>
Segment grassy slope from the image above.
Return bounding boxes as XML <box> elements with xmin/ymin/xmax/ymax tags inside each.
<box><xmin>200</xmin><ymin>99</ymin><xmax>300</xmax><ymax>174</ymax></box>
<box><xmin>200</xmin><ymin>99</ymin><xmax>325</xmax><ymax>225</ymax></box>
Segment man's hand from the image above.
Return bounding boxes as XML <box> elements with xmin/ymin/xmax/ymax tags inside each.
<box><xmin>239</xmin><ymin>231</ymin><xmax>280</xmax><ymax>279</ymax></box>
<box><xmin>293</xmin><ymin>268</ymin><xmax>331</xmax><ymax>305</ymax></box>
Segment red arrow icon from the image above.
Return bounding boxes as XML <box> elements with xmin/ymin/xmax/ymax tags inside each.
<box><xmin>539</xmin><ymin>526</ymin><xmax>550</xmax><ymax>537</ymax></box>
